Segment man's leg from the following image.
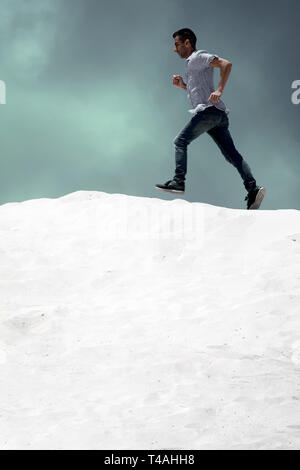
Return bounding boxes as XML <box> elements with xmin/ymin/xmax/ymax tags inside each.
<box><xmin>206</xmin><ymin>114</ymin><xmax>257</xmax><ymax>192</ymax></box>
<box><xmin>173</xmin><ymin>111</ymin><xmax>220</xmax><ymax>182</ymax></box>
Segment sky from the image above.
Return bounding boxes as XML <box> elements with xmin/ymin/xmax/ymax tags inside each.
<box><xmin>0</xmin><ymin>0</ymin><xmax>299</xmax><ymax>209</ymax></box>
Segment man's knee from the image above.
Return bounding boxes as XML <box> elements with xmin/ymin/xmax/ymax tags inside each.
<box><xmin>173</xmin><ymin>135</ymin><xmax>187</xmax><ymax>147</ymax></box>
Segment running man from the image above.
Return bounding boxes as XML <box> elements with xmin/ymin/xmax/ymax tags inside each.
<box><xmin>155</xmin><ymin>28</ymin><xmax>266</xmax><ymax>209</ymax></box>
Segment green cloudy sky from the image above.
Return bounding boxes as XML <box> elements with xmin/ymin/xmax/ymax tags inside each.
<box><xmin>0</xmin><ymin>0</ymin><xmax>299</xmax><ymax>209</ymax></box>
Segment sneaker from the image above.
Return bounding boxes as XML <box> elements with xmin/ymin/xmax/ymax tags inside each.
<box><xmin>245</xmin><ymin>186</ymin><xmax>266</xmax><ymax>210</ymax></box>
<box><xmin>155</xmin><ymin>179</ymin><xmax>185</xmax><ymax>194</ymax></box>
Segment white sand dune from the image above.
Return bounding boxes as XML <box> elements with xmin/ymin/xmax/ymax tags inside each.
<box><xmin>0</xmin><ymin>190</ymin><xmax>300</xmax><ymax>450</ymax></box>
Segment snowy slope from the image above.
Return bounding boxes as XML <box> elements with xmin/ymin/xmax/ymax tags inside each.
<box><xmin>0</xmin><ymin>191</ymin><xmax>300</xmax><ymax>450</ymax></box>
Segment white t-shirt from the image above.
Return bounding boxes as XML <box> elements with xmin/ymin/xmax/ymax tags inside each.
<box><xmin>185</xmin><ymin>49</ymin><xmax>230</xmax><ymax>115</ymax></box>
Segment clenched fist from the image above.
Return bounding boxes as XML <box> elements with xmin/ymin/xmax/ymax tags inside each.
<box><xmin>208</xmin><ymin>90</ymin><xmax>222</xmax><ymax>103</ymax></box>
<box><xmin>172</xmin><ymin>75</ymin><xmax>185</xmax><ymax>89</ymax></box>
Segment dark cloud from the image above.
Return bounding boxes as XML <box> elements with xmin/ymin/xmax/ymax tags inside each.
<box><xmin>0</xmin><ymin>0</ymin><xmax>299</xmax><ymax>209</ymax></box>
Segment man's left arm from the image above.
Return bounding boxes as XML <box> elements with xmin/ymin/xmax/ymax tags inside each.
<box><xmin>208</xmin><ymin>57</ymin><xmax>232</xmax><ymax>103</ymax></box>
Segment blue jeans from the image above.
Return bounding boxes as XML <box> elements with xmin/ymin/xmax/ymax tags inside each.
<box><xmin>173</xmin><ymin>106</ymin><xmax>257</xmax><ymax>192</ymax></box>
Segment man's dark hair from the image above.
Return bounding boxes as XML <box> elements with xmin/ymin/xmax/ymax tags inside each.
<box><xmin>172</xmin><ymin>28</ymin><xmax>197</xmax><ymax>51</ymax></box>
